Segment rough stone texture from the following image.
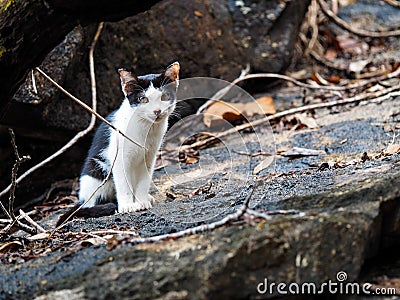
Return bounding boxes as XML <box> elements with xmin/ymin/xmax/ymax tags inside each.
<box><xmin>2</xmin><ymin>0</ymin><xmax>310</xmax><ymax>135</ymax></box>
<box><xmin>0</xmin><ymin>0</ymin><xmax>162</xmax><ymax>116</ymax></box>
<box><xmin>1</xmin><ymin>95</ymin><xmax>399</xmax><ymax>300</ymax></box>
<box><xmin>0</xmin><ymin>0</ymin><xmax>311</xmax><ymax>206</ymax></box>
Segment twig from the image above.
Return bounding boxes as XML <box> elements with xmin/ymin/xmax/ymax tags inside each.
<box><xmin>305</xmin><ymin>0</ymin><xmax>319</xmax><ymax>55</ymax></box>
<box><xmin>89</xmin><ymin>229</ymin><xmax>139</xmax><ymax>236</ymax></box>
<box><xmin>1</xmin><ymin>129</ymin><xmax>36</xmax><ymax>235</ymax></box>
<box><xmin>232</xmin><ymin>150</ymin><xmax>273</xmax><ymax>157</ymax></box>
<box><xmin>35</xmin><ymin>67</ymin><xmax>145</xmax><ymax>150</ymax></box>
<box><xmin>127</xmin><ymin>184</ymin><xmax>256</xmax><ymax>244</ymax></box>
<box><xmin>19</xmin><ymin>209</ymin><xmax>46</xmax><ymax>233</ymax></box>
<box><xmin>196</xmin><ymin>67</ymin><xmax>400</xmax><ymax>114</ymax></box>
<box><xmin>8</xmin><ymin>129</ymin><xmax>31</xmax><ymax>219</ymax></box>
<box><xmin>317</xmin><ymin>0</ymin><xmax>400</xmax><ymax>38</ymax></box>
<box><xmin>189</xmin><ymin>85</ymin><xmax>400</xmax><ymax>151</ymax></box>
<box><xmin>246</xmin><ymin>208</ymin><xmax>305</xmax><ymax>219</ymax></box>
<box><xmin>31</xmin><ymin>70</ymin><xmax>37</xmax><ymax>94</ymax></box>
<box><xmin>298</xmin><ymin>32</ymin><xmax>347</xmax><ymax>71</ymax></box>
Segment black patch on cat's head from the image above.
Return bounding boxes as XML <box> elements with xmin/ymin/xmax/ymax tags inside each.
<box><xmin>118</xmin><ymin>62</ymin><xmax>180</xmax><ymax>105</ymax></box>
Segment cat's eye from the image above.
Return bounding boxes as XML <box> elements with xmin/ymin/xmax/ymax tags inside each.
<box><xmin>139</xmin><ymin>96</ymin><xmax>149</xmax><ymax>103</ymax></box>
<box><xmin>161</xmin><ymin>93</ymin><xmax>170</xmax><ymax>101</ymax></box>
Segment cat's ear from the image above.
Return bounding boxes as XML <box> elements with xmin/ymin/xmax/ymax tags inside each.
<box><xmin>164</xmin><ymin>62</ymin><xmax>180</xmax><ymax>82</ymax></box>
<box><xmin>118</xmin><ymin>68</ymin><xmax>138</xmax><ymax>97</ymax></box>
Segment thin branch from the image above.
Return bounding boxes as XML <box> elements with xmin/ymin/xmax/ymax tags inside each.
<box><xmin>0</xmin><ymin>23</ymin><xmax>109</xmax><ymax>203</ymax></box>
<box><xmin>1</xmin><ymin>129</ymin><xmax>36</xmax><ymax>235</ymax></box>
<box><xmin>35</xmin><ymin>67</ymin><xmax>145</xmax><ymax>150</ymax></box>
<box><xmin>196</xmin><ymin>67</ymin><xmax>400</xmax><ymax>114</ymax></box>
<box><xmin>317</xmin><ymin>0</ymin><xmax>400</xmax><ymax>38</ymax></box>
<box><xmin>246</xmin><ymin>208</ymin><xmax>304</xmax><ymax>219</ymax></box>
<box><xmin>89</xmin><ymin>229</ymin><xmax>139</xmax><ymax>236</ymax></box>
<box><xmin>19</xmin><ymin>209</ymin><xmax>46</xmax><ymax>233</ymax></box>
<box><xmin>189</xmin><ymin>85</ymin><xmax>400</xmax><ymax>151</ymax></box>
<box><xmin>126</xmin><ymin>184</ymin><xmax>256</xmax><ymax>244</ymax></box>
<box><xmin>305</xmin><ymin>0</ymin><xmax>319</xmax><ymax>55</ymax></box>
<box><xmin>31</xmin><ymin>70</ymin><xmax>38</xmax><ymax>94</ymax></box>
<box><xmin>8</xmin><ymin>129</ymin><xmax>31</xmax><ymax>220</ymax></box>
<box><xmin>298</xmin><ymin>32</ymin><xmax>347</xmax><ymax>71</ymax></box>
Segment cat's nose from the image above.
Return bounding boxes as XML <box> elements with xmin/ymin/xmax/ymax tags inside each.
<box><xmin>153</xmin><ymin>109</ymin><xmax>161</xmax><ymax>117</ymax></box>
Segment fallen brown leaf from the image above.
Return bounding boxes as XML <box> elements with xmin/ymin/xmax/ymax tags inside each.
<box><xmin>294</xmin><ymin>113</ymin><xmax>319</xmax><ymax>129</ymax></box>
<box><xmin>81</xmin><ymin>235</ymin><xmax>113</xmax><ymax>247</ymax></box>
<box><xmin>193</xmin><ymin>10</ymin><xmax>203</xmax><ymax>17</ymax></box>
<box><xmin>253</xmin><ymin>156</ymin><xmax>274</xmax><ymax>175</ymax></box>
<box><xmin>326</xmin><ymin>76</ymin><xmax>341</xmax><ymax>84</ymax></box>
<box><xmin>349</xmin><ymin>59</ymin><xmax>370</xmax><ymax>73</ymax></box>
<box><xmin>385</xmin><ymin>143</ymin><xmax>400</xmax><ymax>155</ymax></box>
<box><xmin>203</xmin><ymin>97</ymin><xmax>275</xmax><ymax>128</ymax></box>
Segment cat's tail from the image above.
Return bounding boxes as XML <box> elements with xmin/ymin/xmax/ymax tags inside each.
<box><xmin>56</xmin><ymin>203</ymin><xmax>117</xmax><ymax>227</ymax></box>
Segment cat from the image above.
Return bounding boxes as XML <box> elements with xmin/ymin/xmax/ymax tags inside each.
<box><xmin>58</xmin><ymin>62</ymin><xmax>179</xmax><ymax>224</ymax></box>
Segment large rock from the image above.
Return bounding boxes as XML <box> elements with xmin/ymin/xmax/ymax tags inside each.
<box><xmin>0</xmin><ymin>0</ymin><xmax>311</xmax><ymax>204</ymax></box>
<box><xmin>1</xmin><ymin>154</ymin><xmax>399</xmax><ymax>299</ymax></box>
<box><xmin>2</xmin><ymin>0</ymin><xmax>311</xmax><ymax>135</ymax></box>
<box><xmin>0</xmin><ymin>0</ymin><xmax>162</xmax><ymax>117</ymax></box>
<box><xmin>1</xmin><ymin>93</ymin><xmax>399</xmax><ymax>299</ymax></box>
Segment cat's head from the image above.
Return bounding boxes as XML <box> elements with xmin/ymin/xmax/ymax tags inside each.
<box><xmin>118</xmin><ymin>62</ymin><xmax>180</xmax><ymax>123</ymax></box>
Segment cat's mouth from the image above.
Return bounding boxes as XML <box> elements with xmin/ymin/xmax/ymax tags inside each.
<box><xmin>154</xmin><ymin>114</ymin><xmax>166</xmax><ymax>122</ymax></box>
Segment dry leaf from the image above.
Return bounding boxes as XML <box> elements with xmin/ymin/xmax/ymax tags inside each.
<box><xmin>81</xmin><ymin>235</ymin><xmax>113</xmax><ymax>247</ymax></box>
<box><xmin>203</xmin><ymin>101</ymin><xmax>242</xmax><ymax>127</ymax></box>
<box><xmin>185</xmin><ymin>156</ymin><xmax>199</xmax><ymax>165</ymax></box>
<box><xmin>278</xmin><ymin>147</ymin><xmax>326</xmax><ymax>158</ymax></box>
<box><xmin>0</xmin><ymin>241</ymin><xmax>23</xmax><ymax>253</ymax></box>
<box><xmin>253</xmin><ymin>156</ymin><xmax>274</xmax><ymax>175</ymax></box>
<box><xmin>349</xmin><ymin>59</ymin><xmax>370</xmax><ymax>73</ymax></box>
<box><xmin>193</xmin><ymin>10</ymin><xmax>203</xmax><ymax>17</ymax></box>
<box><xmin>203</xmin><ymin>97</ymin><xmax>275</xmax><ymax>128</ymax></box>
<box><xmin>27</xmin><ymin>232</ymin><xmax>50</xmax><ymax>241</ymax></box>
<box><xmin>252</xmin><ymin>96</ymin><xmax>276</xmax><ymax>115</ymax></box>
<box><xmin>326</xmin><ymin>76</ymin><xmax>341</xmax><ymax>84</ymax></box>
<box><xmin>385</xmin><ymin>143</ymin><xmax>400</xmax><ymax>155</ymax></box>
<box><xmin>294</xmin><ymin>113</ymin><xmax>319</xmax><ymax>129</ymax></box>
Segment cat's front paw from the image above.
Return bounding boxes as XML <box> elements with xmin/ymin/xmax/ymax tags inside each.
<box><xmin>118</xmin><ymin>199</ymin><xmax>141</xmax><ymax>213</ymax></box>
<box><xmin>135</xmin><ymin>194</ymin><xmax>154</xmax><ymax>210</ymax></box>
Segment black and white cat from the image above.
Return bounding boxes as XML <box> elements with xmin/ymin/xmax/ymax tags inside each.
<box><xmin>79</xmin><ymin>62</ymin><xmax>180</xmax><ymax>213</ymax></box>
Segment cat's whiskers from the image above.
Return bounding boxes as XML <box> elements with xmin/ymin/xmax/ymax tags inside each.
<box><xmin>169</xmin><ymin>111</ymin><xmax>182</xmax><ymax>119</ymax></box>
